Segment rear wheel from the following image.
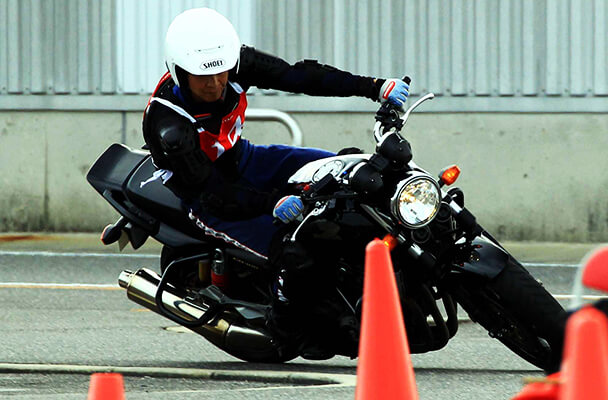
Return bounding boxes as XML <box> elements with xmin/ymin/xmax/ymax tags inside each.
<box><xmin>452</xmin><ymin>257</ymin><xmax>566</xmax><ymax>372</ymax></box>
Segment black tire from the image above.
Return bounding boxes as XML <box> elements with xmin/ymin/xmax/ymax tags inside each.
<box><xmin>452</xmin><ymin>256</ymin><xmax>566</xmax><ymax>372</ymax></box>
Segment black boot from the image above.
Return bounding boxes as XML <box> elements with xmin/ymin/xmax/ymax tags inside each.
<box><xmin>265</xmin><ymin>271</ymin><xmax>306</xmax><ymax>340</ymax></box>
<box><xmin>265</xmin><ymin>273</ymin><xmax>334</xmax><ymax>360</ymax></box>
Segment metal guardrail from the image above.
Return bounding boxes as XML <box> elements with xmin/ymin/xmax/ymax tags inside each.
<box><xmin>0</xmin><ymin>96</ymin><xmax>305</xmax><ymax>147</ymax></box>
<box><xmin>245</xmin><ymin>108</ymin><xmax>303</xmax><ymax>147</ymax></box>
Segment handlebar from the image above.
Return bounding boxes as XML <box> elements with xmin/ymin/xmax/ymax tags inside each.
<box><xmin>373</xmin><ymin>76</ymin><xmax>434</xmax><ymax>142</ymax></box>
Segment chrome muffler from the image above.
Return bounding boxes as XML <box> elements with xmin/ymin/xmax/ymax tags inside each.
<box><xmin>118</xmin><ymin>268</ymin><xmax>287</xmax><ymax>362</ymax></box>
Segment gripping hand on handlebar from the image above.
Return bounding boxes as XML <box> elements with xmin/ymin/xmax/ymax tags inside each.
<box><xmin>379</xmin><ymin>78</ymin><xmax>410</xmax><ymax>108</ymax></box>
<box><xmin>273</xmin><ymin>195</ymin><xmax>304</xmax><ymax>224</ymax></box>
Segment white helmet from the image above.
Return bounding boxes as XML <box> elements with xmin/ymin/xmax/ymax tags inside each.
<box><xmin>164</xmin><ymin>8</ymin><xmax>241</xmax><ymax>87</ymax></box>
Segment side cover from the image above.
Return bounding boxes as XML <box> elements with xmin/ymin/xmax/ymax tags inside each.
<box><xmin>124</xmin><ymin>156</ymin><xmax>207</xmax><ymax>242</ymax></box>
<box><xmin>87</xmin><ymin>143</ymin><xmax>207</xmax><ymax>247</ymax></box>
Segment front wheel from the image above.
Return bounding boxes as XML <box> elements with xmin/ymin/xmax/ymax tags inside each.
<box><xmin>451</xmin><ymin>257</ymin><xmax>567</xmax><ymax>372</ymax></box>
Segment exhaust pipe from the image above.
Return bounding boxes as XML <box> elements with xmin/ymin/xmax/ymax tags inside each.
<box><xmin>118</xmin><ymin>268</ymin><xmax>289</xmax><ymax>362</ymax></box>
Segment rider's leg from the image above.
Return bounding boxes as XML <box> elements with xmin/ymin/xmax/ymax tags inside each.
<box><xmin>237</xmin><ymin>139</ymin><xmax>335</xmax><ymax>192</ymax></box>
<box><xmin>186</xmin><ymin>141</ymin><xmax>334</xmax><ymax>258</ymax></box>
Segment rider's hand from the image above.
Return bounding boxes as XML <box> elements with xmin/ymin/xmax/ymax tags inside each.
<box><xmin>273</xmin><ymin>195</ymin><xmax>304</xmax><ymax>224</ymax></box>
<box><xmin>379</xmin><ymin>78</ymin><xmax>409</xmax><ymax>107</ymax></box>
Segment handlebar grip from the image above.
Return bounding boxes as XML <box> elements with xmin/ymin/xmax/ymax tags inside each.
<box><xmin>402</xmin><ymin>76</ymin><xmax>411</xmax><ymax>85</ymax></box>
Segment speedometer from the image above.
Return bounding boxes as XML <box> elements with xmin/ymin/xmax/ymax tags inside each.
<box><xmin>312</xmin><ymin>160</ymin><xmax>345</xmax><ymax>181</ymax></box>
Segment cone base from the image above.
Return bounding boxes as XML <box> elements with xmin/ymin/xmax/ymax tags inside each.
<box><xmin>87</xmin><ymin>373</ymin><xmax>125</xmax><ymax>400</ymax></box>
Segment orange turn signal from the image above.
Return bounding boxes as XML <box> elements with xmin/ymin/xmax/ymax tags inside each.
<box><xmin>382</xmin><ymin>234</ymin><xmax>399</xmax><ymax>251</ymax></box>
<box><xmin>439</xmin><ymin>165</ymin><xmax>461</xmax><ymax>186</ymax></box>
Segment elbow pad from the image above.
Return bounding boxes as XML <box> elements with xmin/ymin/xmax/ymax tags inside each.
<box><xmin>159</xmin><ymin>124</ymin><xmax>198</xmax><ymax>155</ymax></box>
<box><xmin>294</xmin><ymin>59</ymin><xmax>339</xmax><ymax>75</ymax></box>
<box><xmin>157</xmin><ymin>124</ymin><xmax>211</xmax><ymax>188</ymax></box>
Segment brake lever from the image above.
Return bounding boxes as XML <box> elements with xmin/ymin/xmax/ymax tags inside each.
<box><xmin>290</xmin><ymin>201</ymin><xmax>328</xmax><ymax>242</ymax></box>
<box><xmin>401</xmin><ymin>92</ymin><xmax>435</xmax><ymax>125</ymax></box>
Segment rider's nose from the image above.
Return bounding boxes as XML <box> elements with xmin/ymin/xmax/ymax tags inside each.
<box><xmin>204</xmin><ymin>75</ymin><xmax>220</xmax><ymax>88</ymax></box>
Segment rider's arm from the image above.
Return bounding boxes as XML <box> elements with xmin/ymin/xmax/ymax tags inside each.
<box><xmin>232</xmin><ymin>46</ymin><xmax>384</xmax><ymax>100</ymax></box>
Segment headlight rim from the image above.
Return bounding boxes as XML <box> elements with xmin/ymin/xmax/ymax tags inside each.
<box><xmin>390</xmin><ymin>172</ymin><xmax>441</xmax><ymax>228</ymax></box>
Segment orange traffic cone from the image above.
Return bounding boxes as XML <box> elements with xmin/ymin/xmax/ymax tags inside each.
<box><xmin>355</xmin><ymin>239</ymin><xmax>419</xmax><ymax>400</ymax></box>
<box><xmin>582</xmin><ymin>246</ymin><xmax>608</xmax><ymax>293</ymax></box>
<box><xmin>561</xmin><ymin>306</ymin><xmax>608</xmax><ymax>400</ymax></box>
<box><xmin>87</xmin><ymin>372</ymin><xmax>126</xmax><ymax>400</ymax></box>
<box><xmin>511</xmin><ymin>373</ymin><xmax>561</xmax><ymax>400</ymax></box>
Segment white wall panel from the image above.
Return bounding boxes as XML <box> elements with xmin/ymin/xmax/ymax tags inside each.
<box><xmin>29</xmin><ymin>0</ymin><xmax>44</xmax><ymax>93</ymax></box>
<box><xmin>570</xmin><ymin>0</ymin><xmax>586</xmax><ymax>95</ymax></box>
<box><xmin>522</xmin><ymin>0</ymin><xmax>537</xmax><ymax>96</ymax></box>
<box><xmin>595</xmin><ymin>0</ymin><xmax>608</xmax><ymax>95</ymax></box>
<box><xmin>450</xmin><ymin>0</ymin><xmax>466</xmax><ymax>96</ymax></box>
<box><xmin>115</xmin><ymin>0</ymin><xmax>254</xmax><ymax>93</ymax></box>
<box><xmin>427</xmin><ymin>0</ymin><xmax>443</xmax><ymax>94</ymax></box>
<box><xmin>0</xmin><ymin>1</ymin><xmax>6</xmax><ymax>94</ymax></box>
<box><xmin>474</xmin><ymin>0</ymin><xmax>489</xmax><ymax>95</ymax></box>
<box><xmin>546</xmin><ymin>0</ymin><xmax>561</xmax><ymax>96</ymax></box>
<box><xmin>77</xmin><ymin>0</ymin><xmax>91</xmax><ymax>93</ymax></box>
<box><xmin>51</xmin><ymin>0</ymin><xmax>70</xmax><ymax>93</ymax></box>
<box><xmin>7</xmin><ymin>0</ymin><xmax>21</xmax><ymax>93</ymax></box>
<box><xmin>3</xmin><ymin>0</ymin><xmax>608</xmax><ymax>111</ymax></box>
<box><xmin>498</xmin><ymin>0</ymin><xmax>513</xmax><ymax>95</ymax></box>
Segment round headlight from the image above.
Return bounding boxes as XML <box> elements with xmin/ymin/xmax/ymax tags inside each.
<box><xmin>391</xmin><ymin>174</ymin><xmax>441</xmax><ymax>228</ymax></box>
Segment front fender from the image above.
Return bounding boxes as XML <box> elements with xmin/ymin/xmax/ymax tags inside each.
<box><xmin>453</xmin><ymin>234</ymin><xmax>510</xmax><ymax>279</ymax></box>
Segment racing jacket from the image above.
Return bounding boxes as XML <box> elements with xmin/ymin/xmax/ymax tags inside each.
<box><xmin>142</xmin><ymin>45</ymin><xmax>384</xmax><ymax>219</ymax></box>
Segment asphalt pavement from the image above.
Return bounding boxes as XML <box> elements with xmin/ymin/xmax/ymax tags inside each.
<box><xmin>0</xmin><ymin>232</ymin><xmax>604</xmax><ymax>262</ymax></box>
<box><xmin>0</xmin><ymin>233</ymin><xmax>606</xmax><ymax>399</ymax></box>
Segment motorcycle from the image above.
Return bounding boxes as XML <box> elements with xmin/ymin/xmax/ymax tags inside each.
<box><xmin>87</xmin><ymin>82</ymin><xmax>566</xmax><ymax>372</ymax></box>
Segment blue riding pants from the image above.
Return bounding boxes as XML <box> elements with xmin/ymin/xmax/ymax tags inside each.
<box><xmin>191</xmin><ymin>140</ymin><xmax>334</xmax><ymax>257</ymax></box>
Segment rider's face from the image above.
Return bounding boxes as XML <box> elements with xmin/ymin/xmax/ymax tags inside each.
<box><xmin>188</xmin><ymin>72</ymin><xmax>229</xmax><ymax>102</ymax></box>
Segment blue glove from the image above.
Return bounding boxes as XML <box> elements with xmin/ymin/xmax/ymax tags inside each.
<box><xmin>273</xmin><ymin>195</ymin><xmax>304</xmax><ymax>224</ymax></box>
<box><xmin>379</xmin><ymin>79</ymin><xmax>409</xmax><ymax>107</ymax></box>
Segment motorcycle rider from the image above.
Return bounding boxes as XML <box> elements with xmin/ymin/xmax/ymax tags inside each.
<box><xmin>143</xmin><ymin>7</ymin><xmax>409</xmax><ymax>353</ymax></box>
<box><xmin>144</xmin><ymin>7</ymin><xmax>409</xmax><ymax>256</ymax></box>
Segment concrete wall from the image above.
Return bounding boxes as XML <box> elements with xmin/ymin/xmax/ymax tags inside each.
<box><xmin>1</xmin><ymin>110</ymin><xmax>606</xmax><ymax>242</ymax></box>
